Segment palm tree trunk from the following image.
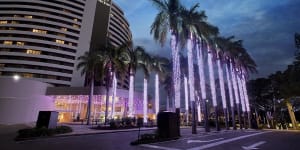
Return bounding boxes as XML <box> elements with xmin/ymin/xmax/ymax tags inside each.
<box><xmin>128</xmin><ymin>70</ymin><xmax>134</xmax><ymax>117</ymax></box>
<box><xmin>217</xmin><ymin>58</ymin><xmax>229</xmax><ymax>130</ymax></box>
<box><xmin>207</xmin><ymin>45</ymin><xmax>219</xmax><ymax>131</ymax></box>
<box><xmin>225</xmin><ymin>63</ymin><xmax>236</xmax><ymax>129</ymax></box>
<box><xmin>196</xmin><ymin>40</ymin><xmax>209</xmax><ymax>132</ymax></box>
<box><xmin>143</xmin><ymin>77</ymin><xmax>148</xmax><ymax>124</ymax></box>
<box><xmin>155</xmin><ymin>73</ymin><xmax>159</xmax><ymax>115</ymax></box>
<box><xmin>104</xmin><ymin>85</ymin><xmax>110</xmax><ymax>125</ymax></box>
<box><xmin>110</xmin><ymin>72</ymin><xmax>117</xmax><ymax>119</ymax></box>
<box><xmin>237</xmin><ymin>74</ymin><xmax>246</xmax><ymax>129</ymax></box>
<box><xmin>230</xmin><ymin>62</ymin><xmax>241</xmax><ymax>129</ymax></box>
<box><xmin>187</xmin><ymin>37</ymin><xmax>197</xmax><ymax>134</ymax></box>
<box><xmin>86</xmin><ymin>77</ymin><xmax>94</xmax><ymax>125</ymax></box>
<box><xmin>184</xmin><ymin>75</ymin><xmax>189</xmax><ymax>126</ymax></box>
<box><xmin>242</xmin><ymin>74</ymin><xmax>251</xmax><ymax>128</ymax></box>
<box><xmin>287</xmin><ymin>100</ymin><xmax>297</xmax><ymax>129</ymax></box>
<box><xmin>166</xmin><ymin>96</ymin><xmax>170</xmax><ymax>111</ymax></box>
<box><xmin>105</xmin><ymin>68</ymin><xmax>112</xmax><ymax>125</ymax></box>
<box><xmin>171</xmin><ymin>33</ymin><xmax>181</xmax><ymax>111</ymax></box>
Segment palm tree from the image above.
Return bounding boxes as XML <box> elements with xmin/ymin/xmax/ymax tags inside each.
<box><xmin>139</xmin><ymin>51</ymin><xmax>153</xmax><ymax>124</ymax></box>
<box><xmin>100</xmin><ymin>44</ymin><xmax>127</xmax><ymax>124</ymax></box>
<box><xmin>150</xmin><ymin>0</ymin><xmax>184</xmax><ymax>113</ymax></box>
<box><xmin>76</xmin><ymin>50</ymin><xmax>103</xmax><ymax>125</ymax></box>
<box><xmin>121</xmin><ymin>42</ymin><xmax>146</xmax><ymax>117</ymax></box>
<box><xmin>152</xmin><ymin>55</ymin><xmax>170</xmax><ymax>115</ymax></box>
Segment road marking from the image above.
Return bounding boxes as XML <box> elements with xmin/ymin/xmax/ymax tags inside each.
<box><xmin>187</xmin><ymin>138</ymin><xmax>224</xmax><ymax>144</ymax></box>
<box><xmin>187</xmin><ymin>131</ymin><xmax>272</xmax><ymax>150</ymax></box>
<box><xmin>242</xmin><ymin>141</ymin><xmax>266</xmax><ymax>150</ymax></box>
<box><xmin>140</xmin><ymin>144</ymin><xmax>181</xmax><ymax>150</ymax></box>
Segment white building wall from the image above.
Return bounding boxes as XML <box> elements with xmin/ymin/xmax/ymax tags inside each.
<box><xmin>0</xmin><ymin>77</ymin><xmax>56</xmax><ymax>125</ymax></box>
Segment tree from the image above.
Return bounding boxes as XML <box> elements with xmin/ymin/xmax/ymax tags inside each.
<box><xmin>100</xmin><ymin>44</ymin><xmax>127</xmax><ymax>124</ymax></box>
<box><xmin>152</xmin><ymin>55</ymin><xmax>170</xmax><ymax>115</ymax></box>
<box><xmin>150</xmin><ymin>0</ymin><xmax>184</xmax><ymax>112</ymax></box>
<box><xmin>76</xmin><ymin>50</ymin><xmax>102</xmax><ymax>125</ymax></box>
<box><xmin>121</xmin><ymin>42</ymin><xmax>147</xmax><ymax>117</ymax></box>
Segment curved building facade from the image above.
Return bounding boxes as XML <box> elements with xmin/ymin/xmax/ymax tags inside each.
<box><xmin>0</xmin><ymin>0</ymin><xmax>132</xmax><ymax>88</ymax></box>
<box><xmin>0</xmin><ymin>0</ymin><xmax>86</xmax><ymax>87</ymax></box>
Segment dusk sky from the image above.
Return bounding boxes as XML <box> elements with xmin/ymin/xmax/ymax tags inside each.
<box><xmin>114</xmin><ymin>0</ymin><xmax>300</xmax><ymax>79</ymax></box>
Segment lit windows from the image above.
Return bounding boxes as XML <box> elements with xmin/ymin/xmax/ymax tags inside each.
<box><xmin>11</xmin><ymin>21</ymin><xmax>19</xmax><ymax>24</ymax></box>
<box><xmin>56</xmin><ymin>39</ymin><xmax>65</xmax><ymax>44</ymax></box>
<box><xmin>73</xmin><ymin>18</ymin><xmax>78</xmax><ymax>22</ymax></box>
<box><xmin>0</xmin><ymin>20</ymin><xmax>7</xmax><ymax>24</ymax></box>
<box><xmin>26</xmin><ymin>49</ymin><xmax>41</xmax><ymax>55</ymax></box>
<box><xmin>61</xmin><ymin>28</ymin><xmax>67</xmax><ymax>31</ymax></box>
<box><xmin>32</xmin><ymin>29</ymin><xmax>47</xmax><ymax>34</ymax></box>
<box><xmin>24</xmin><ymin>15</ymin><xmax>33</xmax><ymax>19</ymax></box>
<box><xmin>23</xmin><ymin>73</ymin><xmax>33</xmax><ymax>78</ymax></box>
<box><xmin>57</xmin><ymin>33</ymin><xmax>66</xmax><ymax>37</ymax></box>
<box><xmin>16</xmin><ymin>41</ymin><xmax>24</xmax><ymax>46</ymax></box>
<box><xmin>3</xmin><ymin>41</ymin><xmax>13</xmax><ymax>45</ymax></box>
<box><xmin>73</xmin><ymin>24</ymin><xmax>79</xmax><ymax>28</ymax></box>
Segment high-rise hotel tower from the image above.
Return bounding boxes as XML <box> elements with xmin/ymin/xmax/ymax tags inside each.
<box><xmin>0</xmin><ymin>0</ymin><xmax>132</xmax><ymax>87</ymax></box>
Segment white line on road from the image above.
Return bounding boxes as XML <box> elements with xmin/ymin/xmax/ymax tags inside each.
<box><xmin>242</xmin><ymin>141</ymin><xmax>266</xmax><ymax>150</ymax></box>
<box><xmin>140</xmin><ymin>144</ymin><xmax>181</xmax><ymax>150</ymax></box>
<box><xmin>187</xmin><ymin>138</ymin><xmax>224</xmax><ymax>144</ymax></box>
<box><xmin>187</xmin><ymin>131</ymin><xmax>272</xmax><ymax>150</ymax></box>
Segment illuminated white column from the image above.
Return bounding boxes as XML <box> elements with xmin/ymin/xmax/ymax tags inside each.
<box><xmin>217</xmin><ymin>59</ymin><xmax>227</xmax><ymax>109</ymax></box>
<box><xmin>237</xmin><ymin>74</ymin><xmax>246</xmax><ymax>112</ymax></box>
<box><xmin>111</xmin><ymin>72</ymin><xmax>117</xmax><ymax>119</ymax></box>
<box><xmin>128</xmin><ymin>74</ymin><xmax>134</xmax><ymax>117</ymax></box>
<box><xmin>155</xmin><ymin>74</ymin><xmax>159</xmax><ymax>114</ymax></box>
<box><xmin>242</xmin><ymin>75</ymin><xmax>250</xmax><ymax>112</ymax></box>
<box><xmin>225</xmin><ymin>64</ymin><xmax>234</xmax><ymax>108</ymax></box>
<box><xmin>207</xmin><ymin>47</ymin><xmax>217</xmax><ymax>106</ymax></box>
<box><xmin>171</xmin><ymin>34</ymin><xmax>181</xmax><ymax>110</ymax></box>
<box><xmin>143</xmin><ymin>77</ymin><xmax>148</xmax><ymax>123</ymax></box>
<box><xmin>184</xmin><ymin>76</ymin><xmax>189</xmax><ymax>124</ymax></box>
<box><xmin>230</xmin><ymin>63</ymin><xmax>240</xmax><ymax>105</ymax></box>
<box><xmin>197</xmin><ymin>102</ymin><xmax>202</xmax><ymax>121</ymax></box>
<box><xmin>196</xmin><ymin>41</ymin><xmax>206</xmax><ymax>99</ymax></box>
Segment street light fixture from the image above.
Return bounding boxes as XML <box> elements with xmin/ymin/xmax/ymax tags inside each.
<box><xmin>13</xmin><ymin>74</ymin><xmax>20</xmax><ymax>81</ymax></box>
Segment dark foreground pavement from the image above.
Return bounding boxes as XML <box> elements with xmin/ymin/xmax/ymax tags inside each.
<box><xmin>1</xmin><ymin>126</ymin><xmax>300</xmax><ymax>150</ymax></box>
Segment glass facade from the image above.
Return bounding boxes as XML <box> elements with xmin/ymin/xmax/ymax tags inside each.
<box><xmin>51</xmin><ymin>95</ymin><xmax>155</xmax><ymax>123</ymax></box>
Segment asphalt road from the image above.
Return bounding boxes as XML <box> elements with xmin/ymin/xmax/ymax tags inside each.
<box><xmin>1</xmin><ymin>128</ymin><xmax>300</xmax><ymax>150</ymax></box>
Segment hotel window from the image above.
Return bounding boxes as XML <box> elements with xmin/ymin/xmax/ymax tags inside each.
<box><xmin>73</xmin><ymin>18</ymin><xmax>78</xmax><ymax>22</ymax></box>
<box><xmin>32</xmin><ymin>29</ymin><xmax>47</xmax><ymax>34</ymax></box>
<box><xmin>0</xmin><ymin>64</ymin><xmax>4</xmax><ymax>68</ymax></box>
<box><xmin>24</xmin><ymin>15</ymin><xmax>33</xmax><ymax>19</ymax></box>
<box><xmin>3</xmin><ymin>41</ymin><xmax>13</xmax><ymax>45</ymax></box>
<box><xmin>13</xmin><ymin>15</ymin><xmax>21</xmax><ymax>18</ymax></box>
<box><xmin>23</xmin><ymin>73</ymin><xmax>33</xmax><ymax>78</ymax></box>
<box><xmin>0</xmin><ymin>20</ymin><xmax>7</xmax><ymax>24</ymax></box>
<box><xmin>0</xmin><ymin>72</ymin><xmax>2</xmax><ymax>75</ymax></box>
<box><xmin>56</xmin><ymin>39</ymin><xmax>65</xmax><ymax>44</ymax></box>
<box><xmin>57</xmin><ymin>33</ymin><xmax>66</xmax><ymax>37</ymax></box>
<box><xmin>73</xmin><ymin>24</ymin><xmax>79</xmax><ymax>28</ymax></box>
<box><xmin>26</xmin><ymin>49</ymin><xmax>41</xmax><ymax>55</ymax></box>
<box><xmin>11</xmin><ymin>21</ymin><xmax>19</xmax><ymax>24</ymax></box>
<box><xmin>68</xmin><ymin>42</ymin><xmax>73</xmax><ymax>46</ymax></box>
<box><xmin>9</xmin><ymin>27</ymin><xmax>15</xmax><ymax>30</ymax></box>
<box><xmin>16</xmin><ymin>41</ymin><xmax>24</xmax><ymax>46</ymax></box>
<box><xmin>61</xmin><ymin>28</ymin><xmax>67</xmax><ymax>31</ymax></box>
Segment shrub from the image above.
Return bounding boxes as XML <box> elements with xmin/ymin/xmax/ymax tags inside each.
<box><xmin>16</xmin><ymin>126</ymin><xmax>72</xmax><ymax>140</ymax></box>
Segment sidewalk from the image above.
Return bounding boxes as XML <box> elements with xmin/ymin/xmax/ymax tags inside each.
<box><xmin>59</xmin><ymin>123</ymin><xmax>157</xmax><ymax>137</ymax></box>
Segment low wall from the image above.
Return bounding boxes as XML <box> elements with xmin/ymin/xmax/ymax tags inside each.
<box><xmin>0</xmin><ymin>77</ymin><xmax>55</xmax><ymax>125</ymax></box>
